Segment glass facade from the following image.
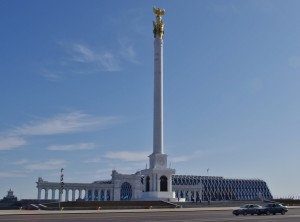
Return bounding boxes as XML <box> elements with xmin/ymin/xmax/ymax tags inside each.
<box><xmin>172</xmin><ymin>175</ymin><xmax>273</xmax><ymax>201</ymax></box>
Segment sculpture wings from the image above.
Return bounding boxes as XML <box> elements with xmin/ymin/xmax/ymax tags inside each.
<box><xmin>153</xmin><ymin>7</ymin><xmax>165</xmax><ymax>17</ymax></box>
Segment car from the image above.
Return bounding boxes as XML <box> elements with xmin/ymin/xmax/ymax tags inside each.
<box><xmin>20</xmin><ymin>204</ymin><xmax>40</xmax><ymax>210</ymax></box>
<box><xmin>232</xmin><ymin>204</ymin><xmax>262</xmax><ymax>216</ymax></box>
<box><xmin>258</xmin><ymin>203</ymin><xmax>288</xmax><ymax>215</ymax></box>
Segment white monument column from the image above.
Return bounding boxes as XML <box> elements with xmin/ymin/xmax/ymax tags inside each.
<box><xmin>141</xmin><ymin>8</ymin><xmax>176</xmax><ymax>201</ymax></box>
<box><xmin>153</xmin><ymin>31</ymin><xmax>164</xmax><ymax>154</ymax></box>
<box><xmin>149</xmin><ymin>7</ymin><xmax>169</xmax><ymax>170</ymax></box>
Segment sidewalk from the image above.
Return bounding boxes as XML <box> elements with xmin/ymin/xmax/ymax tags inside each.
<box><xmin>1</xmin><ymin>206</ymin><xmax>300</xmax><ymax>216</ymax></box>
<box><xmin>0</xmin><ymin>207</ymin><xmax>237</xmax><ymax>215</ymax></box>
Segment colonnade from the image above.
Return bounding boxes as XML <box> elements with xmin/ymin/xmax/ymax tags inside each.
<box><xmin>37</xmin><ymin>188</ymin><xmax>86</xmax><ymax>201</ymax></box>
<box><xmin>37</xmin><ymin>187</ymin><xmax>113</xmax><ymax>201</ymax></box>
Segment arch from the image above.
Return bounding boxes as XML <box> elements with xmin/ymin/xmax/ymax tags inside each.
<box><xmin>160</xmin><ymin>175</ymin><xmax>168</xmax><ymax>192</ymax></box>
<box><xmin>53</xmin><ymin>189</ymin><xmax>59</xmax><ymax>200</ymax></box>
<box><xmin>120</xmin><ymin>182</ymin><xmax>132</xmax><ymax>200</ymax></box>
<box><xmin>146</xmin><ymin>176</ymin><xmax>150</xmax><ymax>192</ymax></box>
<box><xmin>48</xmin><ymin>189</ymin><xmax>52</xmax><ymax>200</ymax></box>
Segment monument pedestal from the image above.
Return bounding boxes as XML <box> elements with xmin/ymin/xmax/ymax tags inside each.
<box><xmin>141</xmin><ymin>191</ymin><xmax>175</xmax><ymax>201</ymax></box>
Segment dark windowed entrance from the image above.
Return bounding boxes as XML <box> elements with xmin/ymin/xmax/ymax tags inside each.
<box><xmin>120</xmin><ymin>182</ymin><xmax>132</xmax><ymax>200</ymax></box>
<box><xmin>146</xmin><ymin>176</ymin><xmax>150</xmax><ymax>192</ymax></box>
<box><xmin>160</xmin><ymin>176</ymin><xmax>168</xmax><ymax>192</ymax></box>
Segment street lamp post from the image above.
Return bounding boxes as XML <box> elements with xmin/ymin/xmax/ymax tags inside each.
<box><xmin>59</xmin><ymin>168</ymin><xmax>64</xmax><ymax>210</ymax></box>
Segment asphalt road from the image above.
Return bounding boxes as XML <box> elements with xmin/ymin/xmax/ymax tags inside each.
<box><xmin>1</xmin><ymin>209</ymin><xmax>300</xmax><ymax>222</ymax></box>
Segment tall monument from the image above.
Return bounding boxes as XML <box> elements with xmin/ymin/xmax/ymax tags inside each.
<box><xmin>141</xmin><ymin>7</ymin><xmax>176</xmax><ymax>200</ymax></box>
<box><xmin>36</xmin><ymin>8</ymin><xmax>273</xmax><ymax>202</ymax></box>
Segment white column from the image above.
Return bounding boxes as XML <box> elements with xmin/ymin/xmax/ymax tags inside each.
<box><xmin>79</xmin><ymin>189</ymin><xmax>82</xmax><ymax>199</ymax></box>
<box><xmin>104</xmin><ymin>190</ymin><xmax>107</xmax><ymax>201</ymax></box>
<box><xmin>193</xmin><ymin>191</ymin><xmax>196</xmax><ymax>202</ymax></box>
<box><xmin>45</xmin><ymin>189</ymin><xmax>48</xmax><ymax>200</ymax></box>
<box><xmin>168</xmin><ymin>177</ymin><xmax>172</xmax><ymax>192</ymax></box>
<box><xmin>52</xmin><ymin>189</ymin><xmax>55</xmax><ymax>200</ymax></box>
<box><xmin>151</xmin><ymin>174</ymin><xmax>154</xmax><ymax>191</ymax></box>
<box><xmin>38</xmin><ymin>188</ymin><xmax>41</xmax><ymax>200</ymax></box>
<box><xmin>198</xmin><ymin>190</ymin><xmax>201</xmax><ymax>201</ymax></box>
<box><xmin>91</xmin><ymin>189</ymin><xmax>94</xmax><ymax>201</ymax></box>
<box><xmin>85</xmin><ymin>189</ymin><xmax>88</xmax><ymax>201</ymax></box>
<box><xmin>153</xmin><ymin>36</ymin><xmax>164</xmax><ymax>154</ymax></box>
<box><xmin>98</xmin><ymin>190</ymin><xmax>101</xmax><ymax>201</ymax></box>
<box><xmin>65</xmin><ymin>189</ymin><xmax>69</xmax><ymax>201</ymax></box>
<box><xmin>72</xmin><ymin>189</ymin><xmax>76</xmax><ymax>201</ymax></box>
<box><xmin>157</xmin><ymin>174</ymin><xmax>159</xmax><ymax>191</ymax></box>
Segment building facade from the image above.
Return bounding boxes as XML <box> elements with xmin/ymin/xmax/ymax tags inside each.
<box><xmin>36</xmin><ymin>8</ymin><xmax>273</xmax><ymax>202</ymax></box>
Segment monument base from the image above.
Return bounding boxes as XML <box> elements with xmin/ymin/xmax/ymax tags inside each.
<box><xmin>141</xmin><ymin>191</ymin><xmax>175</xmax><ymax>201</ymax></box>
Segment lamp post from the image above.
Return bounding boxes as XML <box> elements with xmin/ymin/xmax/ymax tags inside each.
<box><xmin>59</xmin><ymin>168</ymin><xmax>64</xmax><ymax>210</ymax></box>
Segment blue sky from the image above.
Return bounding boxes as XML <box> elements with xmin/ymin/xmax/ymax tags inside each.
<box><xmin>1</xmin><ymin>0</ymin><xmax>300</xmax><ymax>199</ymax></box>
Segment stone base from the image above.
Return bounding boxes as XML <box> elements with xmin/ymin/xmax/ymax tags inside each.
<box><xmin>171</xmin><ymin>197</ymin><xmax>186</xmax><ymax>202</ymax></box>
<box><xmin>141</xmin><ymin>191</ymin><xmax>175</xmax><ymax>201</ymax></box>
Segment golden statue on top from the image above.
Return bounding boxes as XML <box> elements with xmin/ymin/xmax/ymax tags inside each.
<box><xmin>153</xmin><ymin>7</ymin><xmax>165</xmax><ymax>39</ymax></box>
<box><xmin>153</xmin><ymin>7</ymin><xmax>165</xmax><ymax>19</ymax></box>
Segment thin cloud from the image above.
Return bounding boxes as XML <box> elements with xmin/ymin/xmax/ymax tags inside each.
<box><xmin>105</xmin><ymin>151</ymin><xmax>148</xmax><ymax>161</ymax></box>
<box><xmin>95</xmin><ymin>164</ymin><xmax>143</xmax><ymax>178</ymax></box>
<box><xmin>0</xmin><ymin>112</ymin><xmax>120</xmax><ymax>151</ymax></box>
<box><xmin>48</xmin><ymin>143</ymin><xmax>95</xmax><ymax>151</ymax></box>
<box><xmin>40</xmin><ymin>40</ymin><xmax>140</xmax><ymax>80</ymax></box>
<box><xmin>25</xmin><ymin>160</ymin><xmax>66</xmax><ymax>171</ymax></box>
<box><xmin>11</xmin><ymin>159</ymin><xmax>29</xmax><ymax>165</ymax></box>
<box><xmin>71</xmin><ymin>44</ymin><xmax>120</xmax><ymax>72</ymax></box>
<box><xmin>118</xmin><ymin>40</ymin><xmax>138</xmax><ymax>64</ymax></box>
<box><xmin>0</xmin><ymin>137</ymin><xmax>27</xmax><ymax>151</ymax></box>
<box><xmin>169</xmin><ymin>148</ymin><xmax>231</xmax><ymax>163</ymax></box>
<box><xmin>83</xmin><ymin>157</ymin><xmax>102</xmax><ymax>163</ymax></box>
<box><xmin>170</xmin><ymin>156</ymin><xmax>191</xmax><ymax>163</ymax></box>
<box><xmin>0</xmin><ymin>172</ymin><xmax>27</xmax><ymax>178</ymax></box>
<box><xmin>11</xmin><ymin>112</ymin><xmax>119</xmax><ymax>136</ymax></box>
<box><xmin>41</xmin><ymin>70</ymin><xmax>63</xmax><ymax>82</ymax></box>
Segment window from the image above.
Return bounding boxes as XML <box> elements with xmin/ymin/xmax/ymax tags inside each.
<box><xmin>160</xmin><ymin>176</ymin><xmax>168</xmax><ymax>192</ymax></box>
<box><xmin>146</xmin><ymin>176</ymin><xmax>150</xmax><ymax>192</ymax></box>
<box><xmin>120</xmin><ymin>182</ymin><xmax>132</xmax><ymax>200</ymax></box>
